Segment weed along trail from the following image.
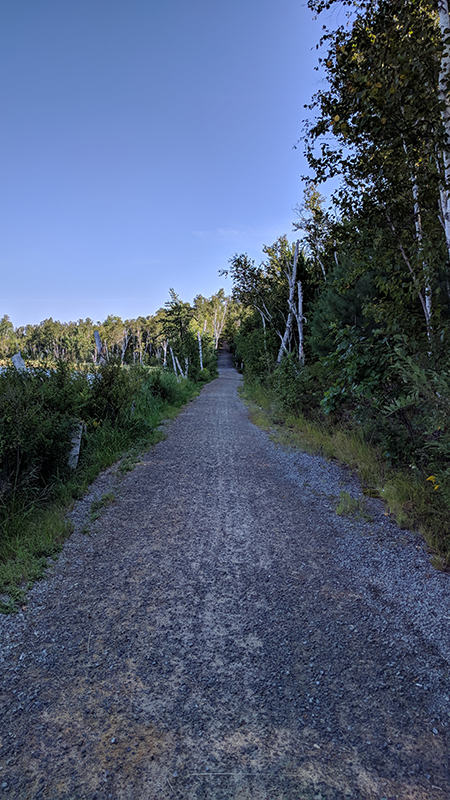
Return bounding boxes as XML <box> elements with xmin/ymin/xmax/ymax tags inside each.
<box><xmin>1</xmin><ymin>347</ymin><xmax>450</xmax><ymax>799</ymax></box>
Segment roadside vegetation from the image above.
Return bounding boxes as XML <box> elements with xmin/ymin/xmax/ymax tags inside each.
<box><xmin>0</xmin><ymin>290</ymin><xmax>224</xmax><ymax>613</ymax></box>
<box><xmin>222</xmin><ymin>0</ymin><xmax>450</xmax><ymax>567</ymax></box>
<box><xmin>4</xmin><ymin>0</ymin><xmax>450</xmax><ymax>603</ymax></box>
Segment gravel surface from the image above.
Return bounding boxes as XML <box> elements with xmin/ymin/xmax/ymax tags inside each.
<box><xmin>1</xmin><ymin>347</ymin><xmax>449</xmax><ymax>799</ymax></box>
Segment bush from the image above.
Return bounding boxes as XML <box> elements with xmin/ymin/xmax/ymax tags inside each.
<box><xmin>0</xmin><ymin>365</ymin><xmax>85</xmax><ymax>499</ymax></box>
<box><xmin>86</xmin><ymin>360</ymin><xmax>142</xmax><ymax>423</ymax></box>
<box><xmin>145</xmin><ymin>368</ymin><xmax>187</xmax><ymax>405</ymax></box>
<box><xmin>269</xmin><ymin>354</ymin><xmax>327</xmax><ymax>416</ymax></box>
<box><xmin>198</xmin><ymin>368</ymin><xmax>211</xmax><ymax>382</ymax></box>
<box><xmin>0</xmin><ymin>358</ymin><xmax>204</xmax><ymax>609</ymax></box>
<box><xmin>234</xmin><ymin>327</ymin><xmax>277</xmax><ymax>377</ymax></box>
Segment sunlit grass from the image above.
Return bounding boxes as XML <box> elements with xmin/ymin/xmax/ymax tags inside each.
<box><xmin>242</xmin><ymin>379</ymin><xmax>450</xmax><ymax>566</ymax></box>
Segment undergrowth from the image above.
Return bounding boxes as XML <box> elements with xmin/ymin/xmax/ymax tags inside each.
<box><xmin>242</xmin><ymin>379</ymin><xmax>450</xmax><ymax>568</ymax></box>
<box><xmin>0</xmin><ymin>366</ymin><xmax>204</xmax><ymax>613</ymax></box>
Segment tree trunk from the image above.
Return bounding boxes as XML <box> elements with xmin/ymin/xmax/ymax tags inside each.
<box><xmin>121</xmin><ymin>330</ymin><xmax>130</xmax><ymax>365</ymax></box>
<box><xmin>402</xmin><ymin>134</ymin><xmax>432</xmax><ymax>340</ymax></box>
<box><xmin>175</xmin><ymin>355</ymin><xmax>186</xmax><ymax>378</ymax></box>
<box><xmin>170</xmin><ymin>346</ymin><xmax>178</xmax><ymax>375</ymax></box>
<box><xmin>297</xmin><ymin>281</ymin><xmax>305</xmax><ymax>366</ymax></box>
<box><xmin>254</xmin><ymin>305</ymin><xmax>271</xmax><ymax>370</ymax></box>
<box><xmin>197</xmin><ymin>331</ymin><xmax>203</xmax><ymax>371</ymax></box>
<box><xmin>213</xmin><ymin>300</ymin><xmax>228</xmax><ymax>348</ymax></box>
<box><xmin>276</xmin><ymin>242</ymin><xmax>299</xmax><ymax>365</ymax></box>
<box><xmin>94</xmin><ymin>330</ymin><xmax>106</xmax><ymax>364</ymax></box>
<box><xmin>68</xmin><ymin>421</ymin><xmax>83</xmax><ymax>470</ymax></box>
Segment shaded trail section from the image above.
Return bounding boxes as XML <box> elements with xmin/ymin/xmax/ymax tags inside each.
<box><xmin>0</xmin><ymin>346</ymin><xmax>449</xmax><ymax>798</ymax></box>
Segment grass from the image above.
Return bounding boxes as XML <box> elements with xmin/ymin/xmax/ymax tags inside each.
<box><xmin>241</xmin><ymin>380</ymin><xmax>450</xmax><ymax>567</ymax></box>
<box><xmin>0</xmin><ymin>376</ymin><xmax>204</xmax><ymax>613</ymax></box>
<box><xmin>90</xmin><ymin>492</ymin><xmax>116</xmax><ymax>521</ymax></box>
<box><xmin>336</xmin><ymin>491</ymin><xmax>373</xmax><ymax>523</ymax></box>
<box><xmin>0</xmin><ymin>506</ymin><xmax>71</xmax><ymax>614</ymax></box>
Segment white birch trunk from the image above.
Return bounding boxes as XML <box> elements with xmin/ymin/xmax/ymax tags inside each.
<box><xmin>94</xmin><ymin>330</ymin><xmax>106</xmax><ymax>364</ymax></box>
<box><xmin>68</xmin><ymin>421</ymin><xmax>83</xmax><ymax>470</ymax></box>
<box><xmin>197</xmin><ymin>331</ymin><xmax>203</xmax><ymax>371</ymax></box>
<box><xmin>174</xmin><ymin>355</ymin><xmax>186</xmax><ymax>378</ymax></box>
<box><xmin>255</xmin><ymin>305</ymin><xmax>270</xmax><ymax>366</ymax></box>
<box><xmin>411</xmin><ymin>171</ymin><xmax>432</xmax><ymax>337</ymax></box>
<box><xmin>169</xmin><ymin>346</ymin><xmax>178</xmax><ymax>375</ymax></box>
<box><xmin>276</xmin><ymin>242</ymin><xmax>299</xmax><ymax>364</ymax></box>
<box><xmin>297</xmin><ymin>281</ymin><xmax>305</xmax><ymax>365</ymax></box>
<box><xmin>402</xmin><ymin>135</ymin><xmax>432</xmax><ymax>339</ymax></box>
<box><xmin>121</xmin><ymin>332</ymin><xmax>130</xmax><ymax>365</ymax></box>
<box><xmin>213</xmin><ymin>300</ymin><xmax>228</xmax><ymax>348</ymax></box>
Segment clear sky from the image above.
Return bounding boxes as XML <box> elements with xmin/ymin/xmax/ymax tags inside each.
<box><xmin>0</xmin><ymin>0</ymin><xmax>324</xmax><ymax>326</ymax></box>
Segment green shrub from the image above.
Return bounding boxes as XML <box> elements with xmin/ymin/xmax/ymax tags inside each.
<box><xmin>269</xmin><ymin>354</ymin><xmax>327</xmax><ymax>416</ymax></box>
<box><xmin>0</xmin><ymin>359</ymin><xmax>204</xmax><ymax>610</ymax></box>
<box><xmin>86</xmin><ymin>360</ymin><xmax>142</xmax><ymax>423</ymax></box>
<box><xmin>144</xmin><ymin>368</ymin><xmax>182</xmax><ymax>404</ymax></box>
<box><xmin>0</xmin><ymin>365</ymin><xmax>83</xmax><ymax>498</ymax></box>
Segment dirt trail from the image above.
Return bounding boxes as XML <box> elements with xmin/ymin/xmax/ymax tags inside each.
<box><xmin>1</xmin><ymin>347</ymin><xmax>450</xmax><ymax>799</ymax></box>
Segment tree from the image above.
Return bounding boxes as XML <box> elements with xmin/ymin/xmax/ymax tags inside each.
<box><xmin>293</xmin><ymin>183</ymin><xmax>334</xmax><ymax>282</ymax></box>
<box><xmin>0</xmin><ymin>315</ymin><xmax>17</xmax><ymax>359</ymax></box>
<box><xmin>224</xmin><ymin>236</ymin><xmax>313</xmax><ymax>370</ymax></box>
<box><xmin>193</xmin><ymin>290</ymin><xmax>229</xmax><ymax>348</ymax></box>
<box><xmin>303</xmin><ymin>0</ymin><xmax>450</xmax><ymax>343</ymax></box>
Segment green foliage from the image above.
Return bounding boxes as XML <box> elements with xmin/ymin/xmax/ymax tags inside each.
<box><xmin>2</xmin><ymin>287</ymin><xmax>228</xmax><ymax>372</ymax></box>
<box><xmin>222</xmin><ymin>0</ymin><xmax>450</xmax><ymax>563</ymax></box>
<box><xmin>198</xmin><ymin>368</ymin><xmax>211</xmax><ymax>382</ymax></box>
<box><xmin>309</xmin><ymin>256</ymin><xmax>376</xmax><ymax>357</ymax></box>
<box><xmin>0</xmin><ymin>356</ymin><xmax>208</xmax><ymax>611</ymax></box>
<box><xmin>225</xmin><ymin>236</ymin><xmax>317</xmax><ymax>371</ymax></box>
<box><xmin>143</xmin><ymin>368</ymin><xmax>194</xmax><ymax>406</ymax></box>
<box><xmin>193</xmin><ymin>289</ymin><xmax>229</xmax><ymax>348</ymax></box>
<box><xmin>233</xmin><ymin>319</ymin><xmax>277</xmax><ymax>377</ymax></box>
<box><xmin>0</xmin><ymin>364</ymin><xmax>82</xmax><ymax>498</ymax></box>
<box><xmin>269</xmin><ymin>353</ymin><xmax>327</xmax><ymax>415</ymax></box>
<box><xmin>87</xmin><ymin>360</ymin><xmax>142</xmax><ymax>423</ymax></box>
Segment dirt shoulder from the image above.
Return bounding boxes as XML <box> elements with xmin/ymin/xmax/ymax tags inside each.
<box><xmin>1</xmin><ymin>349</ymin><xmax>449</xmax><ymax>799</ymax></box>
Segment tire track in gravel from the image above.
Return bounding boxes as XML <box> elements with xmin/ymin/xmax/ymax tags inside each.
<box><xmin>1</xmin><ymin>347</ymin><xmax>450</xmax><ymax>799</ymax></box>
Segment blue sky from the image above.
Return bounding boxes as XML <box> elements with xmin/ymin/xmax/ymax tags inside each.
<box><xmin>0</xmin><ymin>0</ymin><xmax>324</xmax><ymax>326</ymax></box>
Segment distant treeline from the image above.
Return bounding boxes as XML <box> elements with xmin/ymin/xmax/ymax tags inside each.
<box><xmin>0</xmin><ymin>289</ymin><xmax>232</xmax><ymax>373</ymax></box>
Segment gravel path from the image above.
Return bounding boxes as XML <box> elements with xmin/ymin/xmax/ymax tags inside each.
<box><xmin>1</xmin><ymin>348</ymin><xmax>450</xmax><ymax>799</ymax></box>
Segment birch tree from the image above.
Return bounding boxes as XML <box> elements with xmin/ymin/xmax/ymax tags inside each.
<box><xmin>225</xmin><ymin>237</ymin><xmax>311</xmax><ymax>370</ymax></box>
<box><xmin>303</xmin><ymin>0</ymin><xmax>447</xmax><ymax>341</ymax></box>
